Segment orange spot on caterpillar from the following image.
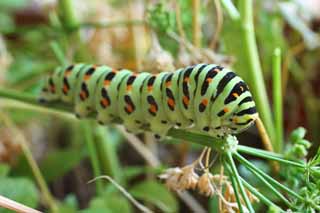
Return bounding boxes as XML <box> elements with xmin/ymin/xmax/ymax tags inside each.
<box><xmin>201</xmin><ymin>98</ymin><xmax>209</xmax><ymax>106</ymax></box>
<box><xmin>184</xmin><ymin>77</ymin><xmax>190</xmax><ymax>83</ymax></box>
<box><xmin>65</xmin><ymin>70</ymin><xmax>72</xmax><ymax>76</ymax></box>
<box><xmin>206</xmin><ymin>78</ymin><xmax>212</xmax><ymax>83</ymax></box>
<box><xmin>223</xmin><ymin>107</ymin><xmax>229</xmax><ymax>113</ymax></box>
<box><xmin>183</xmin><ymin>96</ymin><xmax>190</xmax><ymax>106</ymax></box>
<box><xmin>63</xmin><ymin>85</ymin><xmax>68</xmax><ymax>93</ymax></box>
<box><xmin>147</xmin><ymin>86</ymin><xmax>153</xmax><ymax>92</ymax></box>
<box><xmin>149</xmin><ymin>104</ymin><xmax>157</xmax><ymax>113</ymax></box>
<box><xmin>101</xmin><ymin>98</ymin><xmax>109</xmax><ymax>107</ymax></box>
<box><xmin>126</xmin><ymin>104</ymin><xmax>134</xmax><ymax>113</ymax></box>
<box><xmin>84</xmin><ymin>74</ymin><xmax>91</xmax><ymax>80</ymax></box>
<box><xmin>165</xmin><ymin>81</ymin><xmax>172</xmax><ymax>87</ymax></box>
<box><xmin>232</xmin><ymin>93</ymin><xmax>239</xmax><ymax>98</ymax></box>
<box><xmin>80</xmin><ymin>91</ymin><xmax>87</xmax><ymax>100</ymax></box>
<box><xmin>126</xmin><ymin>85</ymin><xmax>132</xmax><ymax>92</ymax></box>
<box><xmin>167</xmin><ymin>98</ymin><xmax>175</xmax><ymax>107</ymax></box>
<box><xmin>104</xmin><ymin>80</ymin><xmax>111</xmax><ymax>86</ymax></box>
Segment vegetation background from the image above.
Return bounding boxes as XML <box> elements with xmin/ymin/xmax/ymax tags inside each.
<box><xmin>0</xmin><ymin>0</ymin><xmax>319</xmax><ymax>212</ymax></box>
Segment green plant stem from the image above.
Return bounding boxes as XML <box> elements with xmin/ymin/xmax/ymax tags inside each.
<box><xmin>82</xmin><ymin>121</ymin><xmax>103</xmax><ymax>195</ymax></box>
<box><xmin>58</xmin><ymin>0</ymin><xmax>78</xmax><ymax>30</ymax></box>
<box><xmin>239</xmin><ymin>176</ymin><xmax>284</xmax><ymax>212</ymax></box>
<box><xmin>272</xmin><ymin>48</ymin><xmax>283</xmax><ymax>152</ymax></box>
<box><xmin>220</xmin><ymin>0</ymin><xmax>240</xmax><ymax>20</ymax></box>
<box><xmin>95</xmin><ymin>126</ymin><xmax>122</xmax><ymax>183</ymax></box>
<box><xmin>237</xmin><ymin>153</ymin><xmax>291</xmax><ymax>206</ymax></box>
<box><xmin>238</xmin><ymin>0</ymin><xmax>275</xmax><ymax>145</ymax></box>
<box><xmin>234</xmin><ymin>152</ymin><xmax>304</xmax><ymax>201</ymax></box>
<box><xmin>223</xmin><ymin>161</ymin><xmax>244</xmax><ymax>213</ymax></box>
<box><xmin>226</xmin><ymin>152</ymin><xmax>254</xmax><ymax>212</ymax></box>
<box><xmin>50</xmin><ymin>41</ymin><xmax>67</xmax><ymax>66</ymax></box>
<box><xmin>237</xmin><ymin>145</ymin><xmax>305</xmax><ymax>168</ymax></box>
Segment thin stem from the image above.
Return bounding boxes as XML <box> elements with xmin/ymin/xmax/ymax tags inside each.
<box><xmin>234</xmin><ymin>152</ymin><xmax>304</xmax><ymax>201</ymax></box>
<box><xmin>0</xmin><ymin>113</ymin><xmax>58</xmax><ymax>213</ymax></box>
<box><xmin>255</xmin><ymin>117</ymin><xmax>274</xmax><ymax>152</ymax></box>
<box><xmin>272</xmin><ymin>47</ymin><xmax>283</xmax><ymax>152</ymax></box>
<box><xmin>78</xmin><ymin>20</ymin><xmax>145</xmax><ymax>29</ymax></box>
<box><xmin>175</xmin><ymin>0</ymin><xmax>187</xmax><ymax>41</ymax></box>
<box><xmin>95</xmin><ymin>126</ymin><xmax>122</xmax><ymax>183</ymax></box>
<box><xmin>50</xmin><ymin>41</ymin><xmax>67</xmax><ymax>66</ymax></box>
<box><xmin>236</xmin><ymin>154</ymin><xmax>291</xmax><ymax>206</ymax></box>
<box><xmin>237</xmin><ymin>145</ymin><xmax>305</xmax><ymax>168</ymax></box>
<box><xmin>192</xmin><ymin>0</ymin><xmax>201</xmax><ymax>47</ymax></box>
<box><xmin>238</xmin><ymin>0</ymin><xmax>275</xmax><ymax>143</ymax></box>
<box><xmin>223</xmin><ymin>160</ymin><xmax>244</xmax><ymax>213</ymax></box>
<box><xmin>82</xmin><ymin>121</ymin><xmax>103</xmax><ymax>195</ymax></box>
<box><xmin>239</xmin><ymin>177</ymin><xmax>284</xmax><ymax>212</ymax></box>
<box><xmin>209</xmin><ymin>0</ymin><xmax>223</xmax><ymax>49</ymax></box>
<box><xmin>226</xmin><ymin>152</ymin><xmax>254</xmax><ymax>212</ymax></box>
<box><xmin>220</xmin><ymin>0</ymin><xmax>240</xmax><ymax>21</ymax></box>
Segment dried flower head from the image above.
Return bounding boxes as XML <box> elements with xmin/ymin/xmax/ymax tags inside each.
<box><xmin>198</xmin><ymin>171</ymin><xmax>216</xmax><ymax>197</ymax></box>
<box><xmin>159</xmin><ymin>167</ymin><xmax>183</xmax><ymax>191</ymax></box>
<box><xmin>159</xmin><ymin>163</ymin><xmax>199</xmax><ymax>191</ymax></box>
<box><xmin>179</xmin><ymin>164</ymin><xmax>199</xmax><ymax>190</ymax></box>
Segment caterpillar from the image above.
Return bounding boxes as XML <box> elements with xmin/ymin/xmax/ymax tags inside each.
<box><xmin>39</xmin><ymin>63</ymin><xmax>258</xmax><ymax>139</ymax></box>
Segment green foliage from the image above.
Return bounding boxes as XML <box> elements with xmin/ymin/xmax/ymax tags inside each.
<box><xmin>129</xmin><ymin>180</ymin><xmax>178</xmax><ymax>213</ymax></box>
<box><xmin>39</xmin><ymin>148</ymin><xmax>87</xmax><ymax>182</ymax></box>
<box><xmin>0</xmin><ymin>177</ymin><xmax>39</xmax><ymax>212</ymax></box>
<box><xmin>146</xmin><ymin>1</ymin><xmax>175</xmax><ymax>34</ymax></box>
<box><xmin>83</xmin><ymin>192</ymin><xmax>132</xmax><ymax>213</ymax></box>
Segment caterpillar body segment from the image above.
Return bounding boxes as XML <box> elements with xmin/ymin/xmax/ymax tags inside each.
<box><xmin>39</xmin><ymin>63</ymin><xmax>258</xmax><ymax>139</ymax></box>
<box><xmin>118</xmin><ymin>72</ymin><xmax>151</xmax><ymax>134</ymax></box>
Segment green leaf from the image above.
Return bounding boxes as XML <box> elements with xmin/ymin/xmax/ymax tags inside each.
<box><xmin>57</xmin><ymin>194</ymin><xmax>78</xmax><ymax>213</ymax></box>
<box><xmin>82</xmin><ymin>192</ymin><xmax>132</xmax><ymax>213</ymax></box>
<box><xmin>0</xmin><ymin>164</ymin><xmax>10</xmax><ymax>177</ymax></box>
<box><xmin>40</xmin><ymin>149</ymin><xmax>86</xmax><ymax>182</ymax></box>
<box><xmin>129</xmin><ymin>180</ymin><xmax>178</xmax><ymax>213</ymax></box>
<box><xmin>0</xmin><ymin>177</ymin><xmax>39</xmax><ymax>213</ymax></box>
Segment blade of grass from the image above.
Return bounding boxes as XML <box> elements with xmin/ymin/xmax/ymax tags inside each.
<box><xmin>82</xmin><ymin>121</ymin><xmax>103</xmax><ymax>195</ymax></box>
<box><xmin>272</xmin><ymin>47</ymin><xmax>283</xmax><ymax>152</ymax></box>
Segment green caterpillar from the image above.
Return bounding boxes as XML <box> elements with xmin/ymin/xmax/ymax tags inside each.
<box><xmin>39</xmin><ymin>63</ymin><xmax>258</xmax><ymax>139</ymax></box>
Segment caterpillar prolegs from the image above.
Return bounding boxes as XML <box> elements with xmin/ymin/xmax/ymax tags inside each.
<box><xmin>39</xmin><ymin>63</ymin><xmax>258</xmax><ymax>139</ymax></box>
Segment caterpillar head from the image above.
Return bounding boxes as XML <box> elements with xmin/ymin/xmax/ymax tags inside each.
<box><xmin>39</xmin><ymin>76</ymin><xmax>59</xmax><ymax>103</ymax></box>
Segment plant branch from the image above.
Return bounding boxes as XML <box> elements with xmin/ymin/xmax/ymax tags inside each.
<box><xmin>238</xmin><ymin>0</ymin><xmax>275</xmax><ymax>144</ymax></box>
<box><xmin>226</xmin><ymin>152</ymin><xmax>254</xmax><ymax>212</ymax></box>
